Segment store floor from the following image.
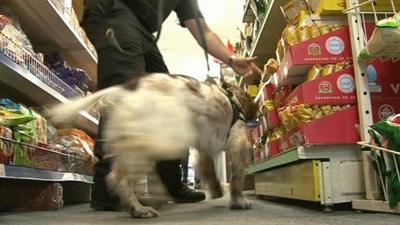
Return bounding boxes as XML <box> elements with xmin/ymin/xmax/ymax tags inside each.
<box><xmin>1</xmin><ymin>194</ymin><xmax>399</xmax><ymax>225</ymax></box>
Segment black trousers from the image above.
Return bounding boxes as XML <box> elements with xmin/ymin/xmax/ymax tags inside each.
<box><xmin>82</xmin><ymin>0</ymin><xmax>184</xmax><ymax>200</ymax></box>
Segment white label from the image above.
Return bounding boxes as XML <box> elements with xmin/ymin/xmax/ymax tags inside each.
<box><xmin>326</xmin><ymin>36</ymin><xmax>345</xmax><ymax>55</ymax></box>
<box><xmin>337</xmin><ymin>74</ymin><xmax>355</xmax><ymax>93</ymax></box>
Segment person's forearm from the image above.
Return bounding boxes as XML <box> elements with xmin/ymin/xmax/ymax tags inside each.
<box><xmin>185</xmin><ymin>19</ymin><xmax>233</xmax><ymax>64</ymax></box>
<box><xmin>202</xmin><ymin>31</ymin><xmax>234</xmax><ymax>65</ymax></box>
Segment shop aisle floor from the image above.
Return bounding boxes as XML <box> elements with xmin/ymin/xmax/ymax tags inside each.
<box><xmin>1</xmin><ymin>195</ymin><xmax>399</xmax><ymax>225</ymax></box>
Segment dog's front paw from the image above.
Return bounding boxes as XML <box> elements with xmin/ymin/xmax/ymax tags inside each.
<box><xmin>130</xmin><ymin>206</ymin><xmax>159</xmax><ymax>218</ymax></box>
<box><xmin>230</xmin><ymin>198</ymin><xmax>252</xmax><ymax>210</ymax></box>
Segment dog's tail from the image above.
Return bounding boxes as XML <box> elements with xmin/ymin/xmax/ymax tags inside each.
<box><xmin>48</xmin><ymin>86</ymin><xmax>125</xmax><ymax>124</ymax></box>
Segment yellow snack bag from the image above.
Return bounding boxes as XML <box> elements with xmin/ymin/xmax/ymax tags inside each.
<box><xmin>306</xmin><ymin>64</ymin><xmax>323</xmax><ymax>81</ymax></box>
<box><xmin>283</xmin><ymin>26</ymin><xmax>300</xmax><ymax>46</ymax></box>
<box><xmin>297</xmin><ymin>26</ymin><xmax>311</xmax><ymax>42</ymax></box>
<box><xmin>309</xmin><ymin>23</ymin><xmax>321</xmax><ymax>38</ymax></box>
<box><xmin>319</xmin><ymin>24</ymin><xmax>331</xmax><ymax>35</ymax></box>
<box><xmin>321</xmin><ymin>64</ymin><xmax>335</xmax><ymax>76</ymax></box>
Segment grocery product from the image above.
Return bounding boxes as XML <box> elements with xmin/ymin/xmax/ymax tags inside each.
<box><xmin>321</xmin><ymin>64</ymin><xmax>335</xmax><ymax>76</ymax></box>
<box><xmin>281</xmin><ymin>0</ymin><xmax>309</xmax><ymax>25</ymax></box>
<box><xmin>306</xmin><ymin>64</ymin><xmax>322</xmax><ymax>81</ymax></box>
<box><xmin>0</xmin><ymin>180</ymin><xmax>63</xmax><ymax>211</ymax></box>
<box><xmin>0</xmin><ymin>126</ymin><xmax>13</xmax><ymax>164</ymax></box>
<box><xmin>283</xmin><ymin>25</ymin><xmax>300</xmax><ymax>46</ymax></box>
<box><xmin>357</xmin><ymin>15</ymin><xmax>400</xmax><ymax>59</ymax></box>
<box><xmin>278</xmin><ymin>103</ymin><xmax>353</xmax><ymax>130</ymax></box>
<box><xmin>367</xmin><ymin>114</ymin><xmax>400</xmax><ymax>208</ymax></box>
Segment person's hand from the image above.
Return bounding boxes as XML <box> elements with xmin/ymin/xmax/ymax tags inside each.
<box><xmin>229</xmin><ymin>56</ymin><xmax>262</xmax><ymax>77</ymax></box>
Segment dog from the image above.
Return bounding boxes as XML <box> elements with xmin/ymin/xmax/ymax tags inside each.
<box><xmin>49</xmin><ymin>73</ymin><xmax>256</xmax><ymax>218</ymax></box>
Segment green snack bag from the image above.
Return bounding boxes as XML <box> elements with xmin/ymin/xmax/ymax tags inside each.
<box><xmin>372</xmin><ymin>114</ymin><xmax>400</xmax><ymax>150</ymax></box>
<box><xmin>377</xmin><ymin>15</ymin><xmax>400</xmax><ymax>28</ymax></box>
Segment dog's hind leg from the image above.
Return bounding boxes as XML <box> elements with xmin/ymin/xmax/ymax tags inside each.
<box><xmin>196</xmin><ymin>152</ymin><xmax>223</xmax><ymax>199</ymax></box>
<box><xmin>106</xmin><ymin>157</ymin><xmax>159</xmax><ymax>218</ymax></box>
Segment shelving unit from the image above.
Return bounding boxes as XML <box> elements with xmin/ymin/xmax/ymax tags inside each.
<box><xmin>0</xmin><ymin>53</ymin><xmax>98</xmax><ymax>136</ymax></box>
<box><xmin>240</xmin><ymin>0</ymin><xmax>286</xmax><ymax>85</ymax></box>
<box><xmin>2</xmin><ymin>0</ymin><xmax>98</xmax><ymax>88</ymax></box>
<box><xmin>0</xmin><ymin>163</ymin><xmax>93</xmax><ymax>183</ymax></box>
<box><xmin>344</xmin><ymin>0</ymin><xmax>400</xmax><ymax>214</ymax></box>
<box><xmin>243</xmin><ymin>0</ymin><xmax>371</xmax><ymax>209</ymax></box>
<box><xmin>248</xmin><ymin>145</ymin><xmax>364</xmax><ymax>208</ymax></box>
<box><xmin>0</xmin><ymin>0</ymin><xmax>98</xmax><ymax>206</ymax></box>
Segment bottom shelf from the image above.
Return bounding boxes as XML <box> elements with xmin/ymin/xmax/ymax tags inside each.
<box><xmin>251</xmin><ymin>145</ymin><xmax>365</xmax><ymax>205</ymax></box>
<box><xmin>0</xmin><ymin>164</ymin><xmax>93</xmax><ymax>183</ymax></box>
<box><xmin>352</xmin><ymin>199</ymin><xmax>400</xmax><ymax>214</ymax></box>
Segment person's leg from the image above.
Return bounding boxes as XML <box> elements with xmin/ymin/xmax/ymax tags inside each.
<box><xmin>82</xmin><ymin>0</ymin><xmax>148</xmax><ymax>210</ymax></box>
<box><xmin>145</xmin><ymin>46</ymin><xmax>205</xmax><ymax>203</ymax></box>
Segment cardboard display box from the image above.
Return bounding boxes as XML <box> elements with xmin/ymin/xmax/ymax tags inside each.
<box><xmin>280</xmin><ymin>106</ymin><xmax>360</xmax><ymax>151</ymax></box>
<box><xmin>368</xmin><ymin>60</ymin><xmax>400</xmax><ymax>98</ymax></box>
<box><xmin>285</xmin><ymin>67</ymin><xmax>357</xmax><ymax>105</ymax></box>
<box><xmin>277</xmin><ymin>26</ymin><xmax>353</xmax><ymax>84</ymax></box>
<box><xmin>371</xmin><ymin>97</ymin><xmax>400</xmax><ymax>123</ymax></box>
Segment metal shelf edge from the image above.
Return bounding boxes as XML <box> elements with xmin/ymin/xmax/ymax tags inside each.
<box><xmin>249</xmin><ymin>0</ymin><xmax>277</xmax><ymax>57</ymax></box>
<box><xmin>246</xmin><ymin>147</ymin><xmax>299</xmax><ymax>174</ymax></box>
<box><xmin>0</xmin><ymin>164</ymin><xmax>93</xmax><ymax>183</ymax></box>
<box><xmin>45</xmin><ymin>0</ymin><xmax>98</xmax><ymax>64</ymax></box>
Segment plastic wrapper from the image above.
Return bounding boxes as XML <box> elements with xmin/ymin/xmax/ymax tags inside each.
<box><xmin>376</xmin><ymin>13</ymin><xmax>400</xmax><ymax>28</ymax></box>
<box><xmin>50</xmin><ymin>128</ymin><xmax>97</xmax><ymax>175</ymax></box>
<box><xmin>276</xmin><ymin>38</ymin><xmax>286</xmax><ymax>63</ymax></box>
<box><xmin>262</xmin><ymin>100</ymin><xmax>276</xmax><ymax>112</ymax></box>
<box><xmin>321</xmin><ymin>64</ymin><xmax>335</xmax><ymax>76</ymax></box>
<box><xmin>283</xmin><ymin>26</ymin><xmax>299</xmax><ymax>46</ymax></box>
<box><xmin>0</xmin><ymin>126</ymin><xmax>13</xmax><ymax>164</ymax></box>
<box><xmin>264</xmin><ymin>58</ymin><xmax>279</xmax><ymax>76</ymax></box>
<box><xmin>297</xmin><ymin>26</ymin><xmax>311</xmax><ymax>42</ymax></box>
<box><xmin>278</xmin><ymin>104</ymin><xmax>350</xmax><ymax>130</ymax></box>
<box><xmin>0</xmin><ymin>180</ymin><xmax>63</xmax><ymax>212</ymax></box>
<box><xmin>268</xmin><ymin>126</ymin><xmax>287</xmax><ymax>141</ymax></box>
<box><xmin>281</xmin><ymin>0</ymin><xmax>308</xmax><ymax>25</ymax></box>
<box><xmin>0</xmin><ymin>99</ymin><xmax>35</xmax><ymax>127</ymax></box>
<box><xmin>329</xmin><ymin>24</ymin><xmax>342</xmax><ymax>32</ymax></box>
<box><xmin>372</xmin><ymin>114</ymin><xmax>400</xmax><ymax>150</ymax></box>
<box><xmin>309</xmin><ymin>23</ymin><xmax>321</xmax><ymax>38</ymax></box>
<box><xmin>0</xmin><ymin>6</ymin><xmax>34</xmax><ymax>53</ymax></box>
<box><xmin>306</xmin><ymin>64</ymin><xmax>322</xmax><ymax>81</ymax></box>
<box><xmin>368</xmin><ymin>114</ymin><xmax>400</xmax><ymax>208</ymax></box>
<box><xmin>319</xmin><ymin>24</ymin><xmax>331</xmax><ymax>35</ymax></box>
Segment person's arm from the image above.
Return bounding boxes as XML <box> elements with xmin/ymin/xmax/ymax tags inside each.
<box><xmin>184</xmin><ymin>18</ymin><xmax>261</xmax><ymax>77</ymax></box>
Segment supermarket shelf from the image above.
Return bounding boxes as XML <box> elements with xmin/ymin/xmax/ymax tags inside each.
<box><xmin>247</xmin><ymin>144</ymin><xmax>362</xmax><ymax>174</ymax></box>
<box><xmin>240</xmin><ymin>0</ymin><xmax>286</xmax><ymax>85</ymax></box>
<box><xmin>247</xmin><ymin>148</ymin><xmax>299</xmax><ymax>174</ymax></box>
<box><xmin>3</xmin><ymin>0</ymin><xmax>97</xmax><ymax>88</ymax></box>
<box><xmin>252</xmin><ymin>145</ymin><xmax>365</xmax><ymax>205</ymax></box>
<box><xmin>0</xmin><ymin>164</ymin><xmax>93</xmax><ymax>183</ymax></box>
<box><xmin>243</xmin><ymin>0</ymin><xmax>255</xmax><ymax>23</ymax></box>
<box><xmin>0</xmin><ymin>53</ymin><xmax>98</xmax><ymax>135</ymax></box>
<box><xmin>352</xmin><ymin>199</ymin><xmax>400</xmax><ymax>214</ymax></box>
<box><xmin>250</xmin><ymin>0</ymin><xmax>285</xmax><ymax>64</ymax></box>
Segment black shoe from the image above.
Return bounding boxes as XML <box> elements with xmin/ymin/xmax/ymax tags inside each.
<box><xmin>170</xmin><ymin>186</ymin><xmax>206</xmax><ymax>203</ymax></box>
<box><xmin>90</xmin><ymin>181</ymin><xmax>121</xmax><ymax>211</ymax></box>
<box><xmin>90</xmin><ymin>198</ymin><xmax>122</xmax><ymax>211</ymax></box>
